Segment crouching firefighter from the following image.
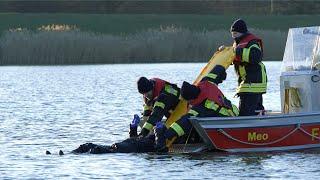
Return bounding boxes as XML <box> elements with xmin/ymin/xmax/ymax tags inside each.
<box><xmin>130</xmin><ymin>76</ymin><xmax>181</xmax><ymax>137</ymax></box>
<box><xmin>153</xmin><ymin>65</ymin><xmax>239</xmax><ymax>152</ymax></box>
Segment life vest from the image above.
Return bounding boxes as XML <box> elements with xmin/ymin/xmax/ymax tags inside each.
<box><xmin>189</xmin><ymin>81</ymin><xmax>225</xmax><ymax>107</ymax></box>
<box><xmin>150</xmin><ymin>78</ymin><xmax>166</xmax><ymax>100</ymax></box>
<box><xmin>233</xmin><ymin>34</ymin><xmax>267</xmax><ymax>94</ymax></box>
<box><xmin>234</xmin><ymin>34</ymin><xmax>263</xmax><ymax>62</ymax></box>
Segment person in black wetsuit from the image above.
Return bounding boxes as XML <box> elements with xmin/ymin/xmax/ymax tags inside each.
<box><xmin>71</xmin><ymin>113</ymin><xmax>157</xmax><ymax>154</ymax></box>
<box><xmin>72</xmin><ymin>136</ymin><xmax>156</xmax><ymax>154</ymax></box>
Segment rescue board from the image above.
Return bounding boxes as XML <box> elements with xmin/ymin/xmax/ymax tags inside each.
<box><xmin>165</xmin><ymin>47</ymin><xmax>235</xmax><ymax>128</ymax></box>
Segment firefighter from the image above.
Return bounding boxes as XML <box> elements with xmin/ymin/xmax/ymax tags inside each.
<box><xmin>154</xmin><ymin>65</ymin><xmax>239</xmax><ymax>152</ymax></box>
<box><xmin>220</xmin><ymin>19</ymin><xmax>267</xmax><ymax>116</ymax></box>
<box><xmin>133</xmin><ymin>77</ymin><xmax>180</xmax><ymax>137</ymax></box>
<box><xmin>72</xmin><ymin>77</ymin><xmax>181</xmax><ymax>154</ymax></box>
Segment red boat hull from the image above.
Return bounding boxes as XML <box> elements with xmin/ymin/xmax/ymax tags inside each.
<box><xmin>190</xmin><ymin>112</ymin><xmax>320</xmax><ymax>152</ymax></box>
<box><xmin>206</xmin><ymin>124</ymin><xmax>320</xmax><ymax>152</ymax></box>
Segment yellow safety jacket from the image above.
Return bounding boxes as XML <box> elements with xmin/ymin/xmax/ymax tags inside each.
<box><xmin>233</xmin><ymin>33</ymin><xmax>267</xmax><ymax>94</ymax></box>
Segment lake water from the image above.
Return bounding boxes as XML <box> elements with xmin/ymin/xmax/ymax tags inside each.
<box><xmin>1</xmin><ymin>62</ymin><xmax>319</xmax><ymax>179</ymax></box>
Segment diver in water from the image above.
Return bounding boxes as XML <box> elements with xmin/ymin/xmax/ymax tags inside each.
<box><xmin>71</xmin><ymin>137</ymin><xmax>156</xmax><ymax>154</ymax></box>
<box><xmin>46</xmin><ymin>115</ymin><xmax>156</xmax><ymax>155</ymax></box>
<box><xmin>71</xmin><ymin>114</ymin><xmax>157</xmax><ymax>154</ymax></box>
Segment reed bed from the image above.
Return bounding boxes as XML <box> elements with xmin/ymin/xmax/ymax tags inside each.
<box><xmin>2</xmin><ymin>13</ymin><xmax>318</xmax><ymax>35</ymax></box>
<box><xmin>0</xmin><ymin>25</ymin><xmax>286</xmax><ymax>65</ymax></box>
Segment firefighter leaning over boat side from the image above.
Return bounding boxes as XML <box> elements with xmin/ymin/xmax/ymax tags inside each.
<box><xmin>220</xmin><ymin>19</ymin><xmax>267</xmax><ymax>116</ymax></box>
<box><xmin>154</xmin><ymin>65</ymin><xmax>239</xmax><ymax>152</ymax></box>
<box><xmin>131</xmin><ymin>77</ymin><xmax>180</xmax><ymax>137</ymax></box>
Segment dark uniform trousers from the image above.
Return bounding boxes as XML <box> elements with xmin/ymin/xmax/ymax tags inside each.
<box><xmin>238</xmin><ymin>93</ymin><xmax>264</xmax><ymax>116</ymax></box>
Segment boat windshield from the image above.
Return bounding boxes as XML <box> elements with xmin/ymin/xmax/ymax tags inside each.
<box><xmin>282</xmin><ymin>26</ymin><xmax>320</xmax><ymax>72</ymax></box>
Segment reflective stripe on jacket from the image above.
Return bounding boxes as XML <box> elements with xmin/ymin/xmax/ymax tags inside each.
<box><xmin>189</xmin><ymin>81</ymin><xmax>225</xmax><ymax>107</ymax></box>
<box><xmin>189</xmin><ymin>81</ymin><xmax>238</xmax><ymax>116</ymax></box>
<box><xmin>233</xmin><ymin>34</ymin><xmax>267</xmax><ymax>94</ymax></box>
<box><xmin>151</xmin><ymin>78</ymin><xmax>179</xmax><ymax>99</ymax></box>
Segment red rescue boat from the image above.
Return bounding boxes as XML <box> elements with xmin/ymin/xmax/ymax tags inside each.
<box><xmin>190</xmin><ymin>112</ymin><xmax>320</xmax><ymax>152</ymax></box>
<box><xmin>188</xmin><ymin>26</ymin><xmax>320</xmax><ymax>153</ymax></box>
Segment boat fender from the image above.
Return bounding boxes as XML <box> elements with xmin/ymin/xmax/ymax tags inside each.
<box><xmin>311</xmin><ymin>74</ymin><xmax>320</xmax><ymax>82</ymax></box>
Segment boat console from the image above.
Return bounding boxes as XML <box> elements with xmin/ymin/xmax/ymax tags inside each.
<box><xmin>280</xmin><ymin>26</ymin><xmax>320</xmax><ymax>114</ymax></box>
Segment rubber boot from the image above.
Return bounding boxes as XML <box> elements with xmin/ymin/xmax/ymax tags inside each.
<box><xmin>154</xmin><ymin>122</ymin><xmax>168</xmax><ymax>152</ymax></box>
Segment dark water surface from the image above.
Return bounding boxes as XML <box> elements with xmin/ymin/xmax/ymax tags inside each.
<box><xmin>1</xmin><ymin>62</ymin><xmax>319</xmax><ymax>179</ymax></box>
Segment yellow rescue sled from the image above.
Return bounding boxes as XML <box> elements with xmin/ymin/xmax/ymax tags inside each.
<box><xmin>165</xmin><ymin>46</ymin><xmax>235</xmax><ymax>128</ymax></box>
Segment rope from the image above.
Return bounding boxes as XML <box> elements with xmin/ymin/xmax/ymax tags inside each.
<box><xmin>218</xmin><ymin>127</ymin><xmax>299</xmax><ymax>146</ymax></box>
<box><xmin>183</xmin><ymin>126</ymin><xmax>194</xmax><ymax>153</ymax></box>
<box><xmin>298</xmin><ymin>127</ymin><xmax>320</xmax><ymax>141</ymax></box>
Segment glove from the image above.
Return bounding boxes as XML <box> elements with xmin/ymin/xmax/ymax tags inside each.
<box><xmin>155</xmin><ymin>121</ymin><xmax>165</xmax><ymax>130</ymax></box>
<box><xmin>130</xmin><ymin>114</ymin><xmax>140</xmax><ymax>128</ymax></box>
<box><xmin>129</xmin><ymin>114</ymin><xmax>140</xmax><ymax>138</ymax></box>
<box><xmin>218</xmin><ymin>45</ymin><xmax>225</xmax><ymax>51</ymax></box>
<box><xmin>233</xmin><ymin>45</ymin><xmax>242</xmax><ymax>64</ymax></box>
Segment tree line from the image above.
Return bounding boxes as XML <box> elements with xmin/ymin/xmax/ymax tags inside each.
<box><xmin>0</xmin><ymin>0</ymin><xmax>319</xmax><ymax>14</ymax></box>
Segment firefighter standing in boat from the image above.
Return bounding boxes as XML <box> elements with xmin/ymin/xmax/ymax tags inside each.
<box><xmin>221</xmin><ymin>19</ymin><xmax>267</xmax><ymax>116</ymax></box>
<box><xmin>154</xmin><ymin>65</ymin><xmax>239</xmax><ymax>151</ymax></box>
<box><xmin>131</xmin><ymin>76</ymin><xmax>180</xmax><ymax>137</ymax></box>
